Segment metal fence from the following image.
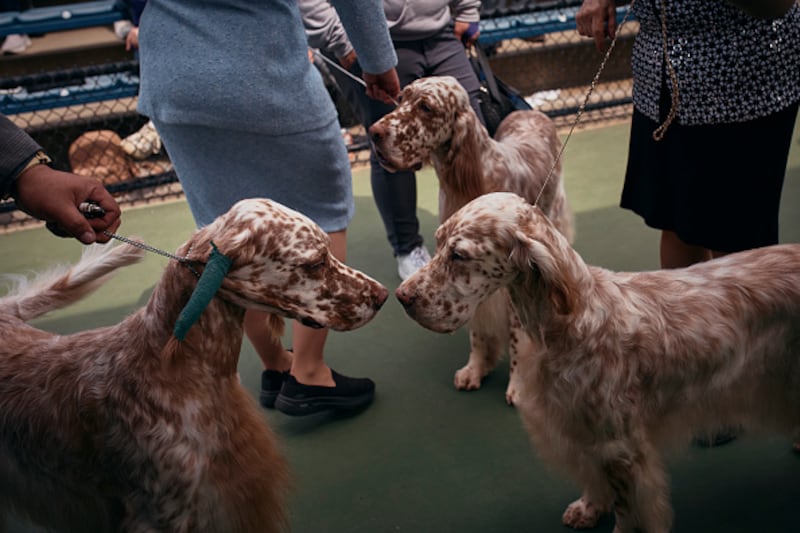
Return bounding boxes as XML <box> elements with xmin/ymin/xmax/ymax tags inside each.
<box><xmin>1</xmin><ymin>0</ymin><xmax>638</xmax><ymax>230</ymax></box>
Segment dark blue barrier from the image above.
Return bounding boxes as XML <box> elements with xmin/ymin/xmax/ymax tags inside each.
<box><xmin>0</xmin><ymin>62</ymin><xmax>140</xmax><ymax>115</ymax></box>
<box><xmin>478</xmin><ymin>5</ymin><xmax>633</xmax><ymax>45</ymax></box>
<box><xmin>0</xmin><ymin>1</ymin><xmax>125</xmax><ymax>38</ymax></box>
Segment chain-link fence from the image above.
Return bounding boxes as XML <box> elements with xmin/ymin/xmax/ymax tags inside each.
<box><xmin>1</xmin><ymin>0</ymin><xmax>637</xmax><ymax>231</ymax></box>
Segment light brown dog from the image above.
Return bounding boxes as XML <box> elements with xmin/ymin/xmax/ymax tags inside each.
<box><xmin>397</xmin><ymin>192</ymin><xmax>800</xmax><ymax>532</ymax></box>
<box><xmin>370</xmin><ymin>76</ymin><xmax>573</xmax><ymax>403</ymax></box>
<box><xmin>0</xmin><ymin>198</ymin><xmax>388</xmax><ymax>532</ymax></box>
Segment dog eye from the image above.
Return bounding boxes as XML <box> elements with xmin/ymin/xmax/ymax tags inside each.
<box><xmin>303</xmin><ymin>257</ymin><xmax>326</xmax><ymax>272</ymax></box>
<box><xmin>450</xmin><ymin>250</ymin><xmax>468</xmax><ymax>262</ymax></box>
<box><xmin>418</xmin><ymin>101</ymin><xmax>432</xmax><ymax>113</ymax></box>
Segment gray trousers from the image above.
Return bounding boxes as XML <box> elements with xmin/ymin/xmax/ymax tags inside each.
<box><xmin>327</xmin><ymin>23</ymin><xmax>485</xmax><ymax>256</ymax></box>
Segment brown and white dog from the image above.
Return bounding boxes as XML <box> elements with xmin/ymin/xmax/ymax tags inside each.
<box><xmin>396</xmin><ymin>192</ymin><xmax>800</xmax><ymax>532</ymax></box>
<box><xmin>0</xmin><ymin>198</ymin><xmax>388</xmax><ymax>532</ymax></box>
<box><xmin>369</xmin><ymin>75</ymin><xmax>573</xmax><ymax>403</ymax></box>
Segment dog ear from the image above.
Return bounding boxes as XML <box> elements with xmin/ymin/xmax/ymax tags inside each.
<box><xmin>445</xmin><ymin>111</ymin><xmax>486</xmax><ymax>200</ymax></box>
<box><xmin>509</xmin><ymin>224</ymin><xmax>577</xmax><ymax>316</ymax></box>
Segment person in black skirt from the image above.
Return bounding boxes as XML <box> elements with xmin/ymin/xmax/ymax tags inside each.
<box><xmin>577</xmin><ymin>0</ymin><xmax>800</xmax><ymax>444</ymax></box>
<box><xmin>578</xmin><ymin>0</ymin><xmax>798</xmax><ymax>266</ymax></box>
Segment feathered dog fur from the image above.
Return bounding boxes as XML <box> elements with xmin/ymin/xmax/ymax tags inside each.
<box><xmin>0</xmin><ymin>198</ymin><xmax>388</xmax><ymax>533</ymax></box>
<box><xmin>396</xmin><ymin>192</ymin><xmax>800</xmax><ymax>532</ymax></box>
<box><xmin>369</xmin><ymin>76</ymin><xmax>573</xmax><ymax>403</ymax></box>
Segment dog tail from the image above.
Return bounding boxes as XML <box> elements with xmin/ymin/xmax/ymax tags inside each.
<box><xmin>0</xmin><ymin>242</ymin><xmax>146</xmax><ymax>322</ymax></box>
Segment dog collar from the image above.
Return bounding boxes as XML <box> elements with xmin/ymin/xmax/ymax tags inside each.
<box><xmin>173</xmin><ymin>242</ymin><xmax>232</xmax><ymax>341</ymax></box>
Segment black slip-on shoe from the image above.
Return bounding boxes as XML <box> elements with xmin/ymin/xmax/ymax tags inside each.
<box><xmin>274</xmin><ymin>370</ymin><xmax>375</xmax><ymax>416</ymax></box>
<box><xmin>260</xmin><ymin>370</ymin><xmax>290</xmax><ymax>409</ymax></box>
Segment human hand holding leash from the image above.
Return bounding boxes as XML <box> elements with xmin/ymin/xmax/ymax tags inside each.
<box><xmin>13</xmin><ymin>164</ymin><xmax>121</xmax><ymax>244</ymax></box>
<box><xmin>363</xmin><ymin>68</ymin><xmax>400</xmax><ymax>105</ymax></box>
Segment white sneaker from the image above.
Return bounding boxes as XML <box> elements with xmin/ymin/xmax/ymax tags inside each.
<box><xmin>397</xmin><ymin>245</ymin><xmax>431</xmax><ymax>280</ymax></box>
<box><xmin>1</xmin><ymin>34</ymin><xmax>31</xmax><ymax>55</ymax></box>
<box><xmin>120</xmin><ymin>121</ymin><xmax>162</xmax><ymax>160</ymax></box>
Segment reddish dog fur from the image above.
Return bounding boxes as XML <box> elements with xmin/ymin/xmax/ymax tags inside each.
<box><xmin>0</xmin><ymin>198</ymin><xmax>388</xmax><ymax>532</ymax></box>
<box><xmin>397</xmin><ymin>192</ymin><xmax>800</xmax><ymax>532</ymax></box>
<box><xmin>369</xmin><ymin>76</ymin><xmax>573</xmax><ymax>403</ymax></box>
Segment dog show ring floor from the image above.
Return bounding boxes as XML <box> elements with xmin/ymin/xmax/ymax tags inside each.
<box><xmin>2</xmin><ymin>119</ymin><xmax>799</xmax><ymax>532</ymax></box>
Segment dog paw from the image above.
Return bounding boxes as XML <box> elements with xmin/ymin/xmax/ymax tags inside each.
<box><xmin>562</xmin><ymin>497</ymin><xmax>604</xmax><ymax>529</ymax></box>
<box><xmin>454</xmin><ymin>365</ymin><xmax>483</xmax><ymax>390</ymax></box>
<box><xmin>504</xmin><ymin>385</ymin><xmax>519</xmax><ymax>406</ymax></box>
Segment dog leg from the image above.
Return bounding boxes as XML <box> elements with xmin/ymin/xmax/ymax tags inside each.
<box><xmin>604</xmin><ymin>441</ymin><xmax>672</xmax><ymax>533</ymax></box>
<box><xmin>454</xmin><ymin>328</ymin><xmax>502</xmax><ymax>390</ymax></box>
<box><xmin>562</xmin><ymin>463</ymin><xmax>614</xmax><ymax>530</ymax></box>
<box><xmin>454</xmin><ymin>294</ymin><xmax>509</xmax><ymax>390</ymax></box>
<box><xmin>505</xmin><ymin>305</ymin><xmax>535</xmax><ymax>406</ymax></box>
<box><xmin>563</xmin><ymin>495</ymin><xmax>610</xmax><ymax>530</ymax></box>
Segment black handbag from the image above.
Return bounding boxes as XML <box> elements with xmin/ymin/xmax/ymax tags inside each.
<box><xmin>470</xmin><ymin>44</ymin><xmax>532</xmax><ymax>137</ymax></box>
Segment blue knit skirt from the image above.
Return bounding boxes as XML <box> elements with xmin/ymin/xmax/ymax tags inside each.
<box><xmin>153</xmin><ymin>117</ymin><xmax>354</xmax><ymax>232</ymax></box>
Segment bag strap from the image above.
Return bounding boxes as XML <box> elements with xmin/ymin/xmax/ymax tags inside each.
<box><xmin>472</xmin><ymin>44</ymin><xmax>504</xmax><ymax>103</ymax></box>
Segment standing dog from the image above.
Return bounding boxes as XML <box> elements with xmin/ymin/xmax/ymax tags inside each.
<box><xmin>0</xmin><ymin>198</ymin><xmax>388</xmax><ymax>532</ymax></box>
<box><xmin>369</xmin><ymin>76</ymin><xmax>573</xmax><ymax>403</ymax></box>
<box><xmin>396</xmin><ymin>192</ymin><xmax>800</xmax><ymax>532</ymax></box>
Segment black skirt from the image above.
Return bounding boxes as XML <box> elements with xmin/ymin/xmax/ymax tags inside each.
<box><xmin>621</xmin><ymin>99</ymin><xmax>798</xmax><ymax>253</ymax></box>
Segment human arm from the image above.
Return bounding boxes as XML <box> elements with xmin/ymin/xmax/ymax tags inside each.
<box><xmin>451</xmin><ymin>0</ymin><xmax>482</xmax><ymax>45</ymax></box>
<box><xmin>125</xmin><ymin>26</ymin><xmax>139</xmax><ymax>51</ymax></box>
<box><xmin>298</xmin><ymin>0</ymin><xmax>355</xmax><ymax>66</ymax></box>
<box><xmin>0</xmin><ymin>114</ymin><xmax>121</xmax><ymax>244</ymax></box>
<box><xmin>330</xmin><ymin>0</ymin><xmax>400</xmax><ymax>102</ymax></box>
<box><xmin>576</xmin><ymin>0</ymin><xmax>629</xmax><ymax>52</ymax></box>
<box><xmin>362</xmin><ymin>69</ymin><xmax>401</xmax><ymax>103</ymax></box>
<box><xmin>577</xmin><ymin>0</ymin><xmax>795</xmax><ymax>51</ymax></box>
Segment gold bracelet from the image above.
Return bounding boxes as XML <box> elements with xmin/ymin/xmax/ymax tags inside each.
<box><xmin>20</xmin><ymin>150</ymin><xmax>53</xmax><ymax>174</ymax></box>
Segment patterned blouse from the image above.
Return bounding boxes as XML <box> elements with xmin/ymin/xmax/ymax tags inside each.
<box><xmin>631</xmin><ymin>0</ymin><xmax>800</xmax><ymax>125</ymax></box>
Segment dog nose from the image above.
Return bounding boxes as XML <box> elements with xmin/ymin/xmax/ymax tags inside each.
<box><xmin>395</xmin><ymin>285</ymin><xmax>417</xmax><ymax>308</ymax></box>
<box><xmin>373</xmin><ymin>284</ymin><xmax>389</xmax><ymax>310</ymax></box>
<box><xmin>368</xmin><ymin>122</ymin><xmax>385</xmax><ymax>142</ymax></box>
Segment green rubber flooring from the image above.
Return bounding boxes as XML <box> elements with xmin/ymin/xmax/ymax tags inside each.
<box><xmin>3</xmin><ymin>118</ymin><xmax>799</xmax><ymax>532</ymax></box>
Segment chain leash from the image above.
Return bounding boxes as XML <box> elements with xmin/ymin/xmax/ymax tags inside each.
<box><xmin>101</xmin><ymin>230</ymin><xmax>202</xmax><ymax>278</ymax></box>
<box><xmin>534</xmin><ymin>0</ymin><xmax>637</xmax><ymax>208</ymax></box>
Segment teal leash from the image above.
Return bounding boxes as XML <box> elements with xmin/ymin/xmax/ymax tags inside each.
<box><xmin>172</xmin><ymin>242</ymin><xmax>232</xmax><ymax>341</ymax></box>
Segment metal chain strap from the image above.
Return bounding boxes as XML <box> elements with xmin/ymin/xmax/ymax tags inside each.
<box><xmin>102</xmin><ymin>230</ymin><xmax>202</xmax><ymax>277</ymax></box>
<box><xmin>535</xmin><ymin>0</ymin><xmax>637</xmax><ymax>207</ymax></box>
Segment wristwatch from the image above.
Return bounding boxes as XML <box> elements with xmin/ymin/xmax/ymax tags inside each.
<box><xmin>2</xmin><ymin>150</ymin><xmax>54</xmax><ymax>200</ymax></box>
<box><xmin>20</xmin><ymin>150</ymin><xmax>53</xmax><ymax>174</ymax></box>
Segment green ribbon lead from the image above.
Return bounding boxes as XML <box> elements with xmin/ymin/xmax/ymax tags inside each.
<box><xmin>173</xmin><ymin>242</ymin><xmax>233</xmax><ymax>341</ymax></box>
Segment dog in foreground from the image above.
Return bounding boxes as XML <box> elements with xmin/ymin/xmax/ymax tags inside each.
<box><xmin>396</xmin><ymin>192</ymin><xmax>800</xmax><ymax>532</ymax></box>
<box><xmin>369</xmin><ymin>75</ymin><xmax>573</xmax><ymax>404</ymax></box>
<box><xmin>0</xmin><ymin>198</ymin><xmax>388</xmax><ymax>532</ymax></box>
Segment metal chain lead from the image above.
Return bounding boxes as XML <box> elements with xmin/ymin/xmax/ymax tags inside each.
<box><xmin>534</xmin><ymin>0</ymin><xmax>636</xmax><ymax>208</ymax></box>
<box><xmin>102</xmin><ymin>230</ymin><xmax>202</xmax><ymax>277</ymax></box>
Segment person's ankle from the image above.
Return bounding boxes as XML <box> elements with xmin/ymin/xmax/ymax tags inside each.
<box><xmin>291</xmin><ymin>365</ymin><xmax>335</xmax><ymax>387</ymax></box>
<box><xmin>261</xmin><ymin>347</ymin><xmax>293</xmax><ymax>373</ymax></box>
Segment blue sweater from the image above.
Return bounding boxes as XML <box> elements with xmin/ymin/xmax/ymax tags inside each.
<box><xmin>137</xmin><ymin>0</ymin><xmax>397</xmax><ymax>135</ymax></box>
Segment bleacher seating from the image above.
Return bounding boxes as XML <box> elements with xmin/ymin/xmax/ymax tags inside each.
<box><xmin>0</xmin><ymin>0</ymin><xmax>125</xmax><ymax>38</ymax></box>
<box><xmin>0</xmin><ymin>1</ymin><xmax>632</xmax><ymax>117</ymax></box>
<box><xmin>478</xmin><ymin>4</ymin><xmax>631</xmax><ymax>44</ymax></box>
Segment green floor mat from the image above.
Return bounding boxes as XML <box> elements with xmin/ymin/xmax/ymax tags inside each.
<box><xmin>2</xmin><ymin>118</ymin><xmax>799</xmax><ymax>532</ymax></box>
